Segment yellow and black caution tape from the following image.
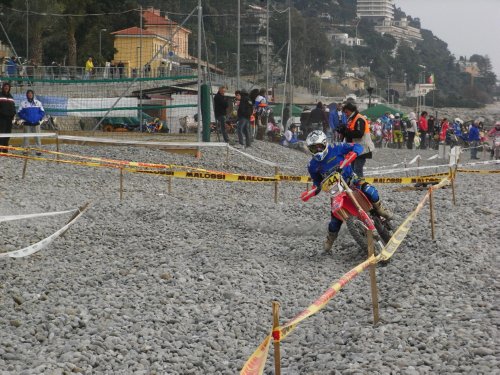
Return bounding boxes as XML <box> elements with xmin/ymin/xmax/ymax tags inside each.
<box><xmin>456</xmin><ymin>169</ymin><xmax>500</xmax><ymax>174</ymax></box>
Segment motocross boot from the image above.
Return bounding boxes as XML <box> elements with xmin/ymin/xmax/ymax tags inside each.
<box><xmin>324</xmin><ymin>231</ymin><xmax>338</xmax><ymax>253</ymax></box>
<box><xmin>373</xmin><ymin>200</ymin><xmax>393</xmax><ymax>220</ymax></box>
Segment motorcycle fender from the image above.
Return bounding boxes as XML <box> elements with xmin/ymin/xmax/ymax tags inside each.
<box><xmin>331</xmin><ymin>193</ymin><xmax>359</xmax><ymax>219</ymax></box>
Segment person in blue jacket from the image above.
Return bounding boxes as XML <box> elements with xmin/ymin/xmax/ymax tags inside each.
<box><xmin>328</xmin><ymin>102</ymin><xmax>347</xmax><ymax>143</ymax></box>
<box><xmin>468</xmin><ymin>121</ymin><xmax>481</xmax><ymax>160</ymax></box>
<box><xmin>18</xmin><ymin>89</ymin><xmax>45</xmax><ymax>154</ymax></box>
<box><xmin>301</xmin><ymin>130</ymin><xmax>393</xmax><ymax>252</ymax></box>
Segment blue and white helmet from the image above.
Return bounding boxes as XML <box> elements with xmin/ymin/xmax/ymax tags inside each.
<box><xmin>306</xmin><ymin>130</ymin><xmax>329</xmax><ymax>161</ymax></box>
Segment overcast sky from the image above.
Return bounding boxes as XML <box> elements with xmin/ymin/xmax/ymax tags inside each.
<box><xmin>394</xmin><ymin>0</ymin><xmax>500</xmax><ymax>77</ymax></box>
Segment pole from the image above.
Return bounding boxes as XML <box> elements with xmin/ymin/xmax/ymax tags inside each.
<box><xmin>139</xmin><ymin>6</ymin><xmax>143</xmax><ymax>131</ymax></box>
<box><xmin>367</xmin><ymin>230</ymin><xmax>380</xmax><ymax>324</ymax></box>
<box><xmin>22</xmin><ymin>157</ymin><xmax>28</xmax><ymax>179</ymax></box>
<box><xmin>272</xmin><ymin>301</ymin><xmax>281</xmax><ymax>375</ymax></box>
<box><xmin>429</xmin><ymin>187</ymin><xmax>435</xmax><ymax>240</ymax></box>
<box><xmin>26</xmin><ymin>0</ymin><xmax>29</xmax><ymax>60</ymax></box>
<box><xmin>168</xmin><ymin>175</ymin><xmax>172</xmax><ymax>194</ymax></box>
<box><xmin>266</xmin><ymin>0</ymin><xmax>269</xmax><ymax>95</ymax></box>
<box><xmin>274</xmin><ymin>166</ymin><xmax>279</xmax><ymax>203</ymax></box>
<box><xmin>197</xmin><ymin>0</ymin><xmax>202</xmax><ymax>156</ymax></box>
<box><xmin>120</xmin><ymin>168</ymin><xmax>124</xmax><ymax>200</ymax></box>
<box><xmin>237</xmin><ymin>0</ymin><xmax>240</xmax><ymax>89</ymax></box>
<box><xmin>56</xmin><ymin>135</ymin><xmax>60</xmax><ymax>160</ymax></box>
<box><xmin>288</xmin><ymin>1</ymin><xmax>293</xmax><ymax>111</ymax></box>
<box><xmin>99</xmin><ymin>31</ymin><xmax>102</xmax><ymax>59</ymax></box>
<box><xmin>450</xmin><ymin>167</ymin><xmax>456</xmax><ymax>206</ymax></box>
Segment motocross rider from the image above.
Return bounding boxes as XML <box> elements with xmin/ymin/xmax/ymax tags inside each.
<box><xmin>301</xmin><ymin>130</ymin><xmax>393</xmax><ymax>252</ymax></box>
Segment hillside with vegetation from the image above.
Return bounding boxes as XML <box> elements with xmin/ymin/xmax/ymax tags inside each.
<box><xmin>0</xmin><ymin>0</ymin><xmax>496</xmax><ymax>107</ymax></box>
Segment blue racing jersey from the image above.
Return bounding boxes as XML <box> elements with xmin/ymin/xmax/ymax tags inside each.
<box><xmin>308</xmin><ymin>143</ymin><xmax>363</xmax><ymax>188</ymax></box>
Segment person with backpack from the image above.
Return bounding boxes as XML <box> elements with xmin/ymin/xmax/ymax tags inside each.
<box><xmin>392</xmin><ymin>113</ymin><xmax>403</xmax><ymax>149</ymax></box>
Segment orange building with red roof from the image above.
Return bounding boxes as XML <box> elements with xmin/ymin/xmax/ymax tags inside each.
<box><xmin>111</xmin><ymin>8</ymin><xmax>191</xmax><ymax>76</ymax></box>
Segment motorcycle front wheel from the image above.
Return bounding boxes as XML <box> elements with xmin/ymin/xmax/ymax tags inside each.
<box><xmin>345</xmin><ymin>216</ymin><xmax>385</xmax><ymax>255</ymax></box>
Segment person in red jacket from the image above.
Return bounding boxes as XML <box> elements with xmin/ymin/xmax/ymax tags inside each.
<box><xmin>418</xmin><ymin>111</ymin><xmax>428</xmax><ymax>149</ymax></box>
<box><xmin>439</xmin><ymin>118</ymin><xmax>450</xmax><ymax>142</ymax></box>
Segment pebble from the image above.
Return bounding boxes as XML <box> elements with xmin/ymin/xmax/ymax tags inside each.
<box><xmin>0</xmin><ymin>142</ymin><xmax>497</xmax><ymax>374</ymax></box>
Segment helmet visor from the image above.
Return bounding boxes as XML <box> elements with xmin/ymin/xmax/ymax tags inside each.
<box><xmin>308</xmin><ymin>143</ymin><xmax>326</xmax><ymax>154</ymax></box>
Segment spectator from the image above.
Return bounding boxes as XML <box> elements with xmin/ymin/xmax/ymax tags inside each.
<box><xmin>282</xmin><ymin>103</ymin><xmax>291</xmax><ymax>130</ymax></box>
<box><xmin>328</xmin><ymin>102</ymin><xmax>347</xmax><ymax>144</ymax></box>
<box><xmin>18</xmin><ymin>89</ymin><xmax>45</xmax><ymax>155</ymax></box>
<box><xmin>6</xmin><ymin>56</ymin><xmax>17</xmax><ymax>78</ymax></box>
<box><xmin>371</xmin><ymin>119</ymin><xmax>383</xmax><ymax>148</ymax></box>
<box><xmin>280</xmin><ymin>124</ymin><xmax>303</xmax><ymax>150</ymax></box>
<box><xmin>418</xmin><ymin>111</ymin><xmax>428</xmax><ymax>149</ymax></box>
<box><xmin>406</xmin><ymin>112</ymin><xmax>417</xmax><ymax>149</ymax></box>
<box><xmin>340</xmin><ymin>102</ymin><xmax>374</xmax><ymax>177</ymax></box>
<box><xmin>468</xmin><ymin>120</ymin><xmax>481</xmax><ymax>160</ymax></box>
<box><xmin>213</xmin><ymin>86</ymin><xmax>229</xmax><ymax>143</ymax></box>
<box><xmin>84</xmin><ymin>56</ymin><xmax>94</xmax><ymax>79</ymax></box>
<box><xmin>117</xmin><ymin>61</ymin><xmax>125</xmax><ymax>78</ymax></box>
<box><xmin>0</xmin><ymin>82</ymin><xmax>16</xmax><ymax>153</ymax></box>
<box><xmin>236</xmin><ymin>89</ymin><xmax>253</xmax><ymax>148</ymax></box>
<box><xmin>306</xmin><ymin>102</ymin><xmax>327</xmax><ymax>135</ymax></box>
<box><xmin>392</xmin><ymin>113</ymin><xmax>403</xmax><ymax>149</ymax></box>
<box><xmin>428</xmin><ymin>115</ymin><xmax>436</xmax><ymax>136</ymax></box>
<box><xmin>439</xmin><ymin>118</ymin><xmax>450</xmax><ymax>143</ymax></box>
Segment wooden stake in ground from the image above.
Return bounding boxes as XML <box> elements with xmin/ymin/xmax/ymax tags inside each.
<box><xmin>272</xmin><ymin>301</ymin><xmax>281</xmax><ymax>375</ymax></box>
<box><xmin>56</xmin><ymin>134</ymin><xmax>60</xmax><ymax>160</ymax></box>
<box><xmin>429</xmin><ymin>188</ymin><xmax>436</xmax><ymax>240</ymax></box>
<box><xmin>21</xmin><ymin>156</ymin><xmax>29</xmax><ymax>179</ymax></box>
<box><xmin>450</xmin><ymin>167</ymin><xmax>456</xmax><ymax>206</ymax></box>
<box><xmin>225</xmin><ymin>144</ymin><xmax>229</xmax><ymax>166</ymax></box>
<box><xmin>119</xmin><ymin>168</ymin><xmax>124</xmax><ymax>200</ymax></box>
<box><xmin>274</xmin><ymin>166</ymin><xmax>279</xmax><ymax>203</ymax></box>
<box><xmin>168</xmin><ymin>174</ymin><xmax>172</xmax><ymax>194</ymax></box>
<box><xmin>367</xmin><ymin>230</ymin><xmax>380</xmax><ymax>325</ymax></box>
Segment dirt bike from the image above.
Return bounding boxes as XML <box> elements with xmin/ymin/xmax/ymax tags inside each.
<box><xmin>302</xmin><ymin>154</ymin><xmax>393</xmax><ymax>254</ymax></box>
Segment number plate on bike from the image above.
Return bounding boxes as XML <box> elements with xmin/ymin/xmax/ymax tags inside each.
<box><xmin>322</xmin><ymin>174</ymin><xmax>339</xmax><ymax>192</ymax></box>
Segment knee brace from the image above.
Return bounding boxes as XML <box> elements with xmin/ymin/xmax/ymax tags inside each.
<box><xmin>361</xmin><ymin>183</ymin><xmax>380</xmax><ymax>203</ymax></box>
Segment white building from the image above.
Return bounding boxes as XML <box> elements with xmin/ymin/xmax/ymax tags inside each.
<box><xmin>374</xmin><ymin>18</ymin><xmax>423</xmax><ymax>48</ymax></box>
<box><xmin>357</xmin><ymin>0</ymin><xmax>394</xmax><ymax>20</ymax></box>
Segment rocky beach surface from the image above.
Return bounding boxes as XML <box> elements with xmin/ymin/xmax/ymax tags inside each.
<box><xmin>0</xmin><ymin>139</ymin><xmax>498</xmax><ymax>374</ymax></box>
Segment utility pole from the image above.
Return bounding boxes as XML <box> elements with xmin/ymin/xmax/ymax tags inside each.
<box><xmin>26</xmin><ymin>0</ymin><xmax>29</xmax><ymax>60</ymax></box>
<box><xmin>266</xmin><ymin>0</ymin><xmax>269</xmax><ymax>95</ymax></box>
<box><xmin>197</xmin><ymin>0</ymin><xmax>202</xmax><ymax>143</ymax></box>
<box><xmin>237</xmin><ymin>0</ymin><xmax>241</xmax><ymax>89</ymax></box>
<box><xmin>288</xmin><ymin>0</ymin><xmax>293</xmax><ymax>111</ymax></box>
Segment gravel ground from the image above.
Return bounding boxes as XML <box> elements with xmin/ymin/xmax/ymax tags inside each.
<box><xmin>0</xmin><ymin>139</ymin><xmax>498</xmax><ymax>375</ymax></box>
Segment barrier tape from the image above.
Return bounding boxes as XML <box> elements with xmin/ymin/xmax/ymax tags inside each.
<box><xmin>2</xmin><ymin>146</ymin><xmax>209</xmax><ymax>172</ymax></box>
<box><xmin>130</xmin><ymin>168</ymin><xmax>278</xmax><ymax>183</ymax></box>
<box><xmin>0</xmin><ymin>209</ymin><xmax>77</xmax><ymax>223</ymax></box>
<box><xmin>241</xmin><ymin>176</ymin><xmax>451</xmax><ymax>373</ymax></box>
<box><xmin>379</xmin><ymin>177</ymin><xmax>450</xmax><ymax>261</ymax></box>
<box><xmin>272</xmin><ymin>255</ymin><xmax>377</xmax><ymax>343</ymax></box>
<box><xmin>240</xmin><ymin>333</ymin><xmax>272</xmax><ymax>375</ymax></box>
<box><xmin>0</xmin><ymin>203</ymin><xmax>90</xmax><ymax>258</ymax></box>
<box><xmin>456</xmin><ymin>169</ymin><xmax>500</xmax><ymax>174</ymax></box>
<box><xmin>1</xmin><ymin>150</ymin><xmax>455</xmax><ymax>185</ymax></box>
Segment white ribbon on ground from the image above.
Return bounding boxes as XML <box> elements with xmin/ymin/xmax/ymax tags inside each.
<box><xmin>365</xmin><ymin>159</ymin><xmax>499</xmax><ymax>176</ymax></box>
<box><xmin>408</xmin><ymin>155</ymin><xmax>421</xmax><ymax>165</ymax></box>
<box><xmin>0</xmin><ymin>209</ymin><xmax>77</xmax><ymax>223</ymax></box>
<box><xmin>0</xmin><ymin>133</ymin><xmax>57</xmax><ymax>138</ymax></box>
<box><xmin>0</xmin><ymin>204</ymin><xmax>89</xmax><ymax>259</ymax></box>
<box><xmin>57</xmin><ymin>135</ymin><xmax>227</xmax><ymax>148</ymax></box>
